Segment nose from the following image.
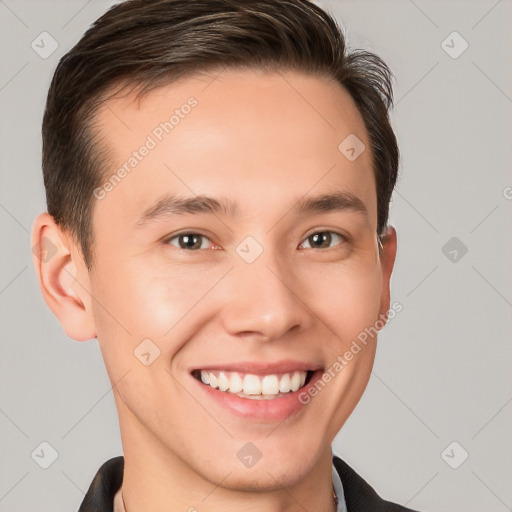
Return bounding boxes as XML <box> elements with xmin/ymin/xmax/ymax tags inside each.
<box><xmin>217</xmin><ymin>251</ymin><xmax>314</xmax><ymax>343</ymax></box>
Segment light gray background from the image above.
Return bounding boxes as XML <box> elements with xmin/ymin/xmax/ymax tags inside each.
<box><xmin>1</xmin><ymin>1</ymin><xmax>511</xmax><ymax>511</ymax></box>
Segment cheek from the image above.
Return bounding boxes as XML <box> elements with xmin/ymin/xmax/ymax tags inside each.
<box><xmin>92</xmin><ymin>257</ymin><xmax>215</xmax><ymax>328</ymax></box>
<box><xmin>125</xmin><ymin>262</ymin><xmax>228</xmax><ymax>333</ymax></box>
<box><xmin>299</xmin><ymin>260</ymin><xmax>383</xmax><ymax>346</ymax></box>
<box><xmin>90</xmin><ymin>259</ymin><xmax>228</xmax><ymax>364</ymax></box>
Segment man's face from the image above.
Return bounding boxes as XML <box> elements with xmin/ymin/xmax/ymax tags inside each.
<box><xmin>75</xmin><ymin>69</ymin><xmax>395</xmax><ymax>488</ymax></box>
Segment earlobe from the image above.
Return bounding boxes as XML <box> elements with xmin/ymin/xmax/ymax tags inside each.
<box><xmin>31</xmin><ymin>212</ymin><xmax>97</xmax><ymax>342</ymax></box>
<box><xmin>378</xmin><ymin>225</ymin><xmax>397</xmax><ymax>321</ymax></box>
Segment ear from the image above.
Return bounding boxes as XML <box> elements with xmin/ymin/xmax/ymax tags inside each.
<box><xmin>31</xmin><ymin>212</ymin><xmax>97</xmax><ymax>341</ymax></box>
<box><xmin>377</xmin><ymin>225</ymin><xmax>397</xmax><ymax>321</ymax></box>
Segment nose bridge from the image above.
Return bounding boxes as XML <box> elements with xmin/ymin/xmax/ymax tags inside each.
<box><xmin>218</xmin><ymin>239</ymin><xmax>311</xmax><ymax>341</ymax></box>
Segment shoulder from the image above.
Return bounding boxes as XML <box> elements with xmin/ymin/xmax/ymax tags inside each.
<box><xmin>333</xmin><ymin>455</ymin><xmax>423</xmax><ymax>512</ymax></box>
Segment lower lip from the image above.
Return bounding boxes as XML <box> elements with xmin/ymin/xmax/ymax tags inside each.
<box><xmin>191</xmin><ymin>370</ymin><xmax>324</xmax><ymax>422</ymax></box>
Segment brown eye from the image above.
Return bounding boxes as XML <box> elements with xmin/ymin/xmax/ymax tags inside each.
<box><xmin>167</xmin><ymin>233</ymin><xmax>211</xmax><ymax>250</ymax></box>
<box><xmin>300</xmin><ymin>231</ymin><xmax>344</xmax><ymax>250</ymax></box>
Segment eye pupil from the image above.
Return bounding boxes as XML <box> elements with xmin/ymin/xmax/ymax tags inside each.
<box><xmin>309</xmin><ymin>231</ymin><xmax>331</xmax><ymax>248</ymax></box>
<box><xmin>180</xmin><ymin>234</ymin><xmax>201</xmax><ymax>250</ymax></box>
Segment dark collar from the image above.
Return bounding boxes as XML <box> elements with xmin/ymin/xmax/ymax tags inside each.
<box><xmin>332</xmin><ymin>456</ymin><xmax>420</xmax><ymax>512</ymax></box>
<box><xmin>78</xmin><ymin>455</ymin><xmax>420</xmax><ymax>512</ymax></box>
<box><xmin>78</xmin><ymin>456</ymin><xmax>124</xmax><ymax>512</ymax></box>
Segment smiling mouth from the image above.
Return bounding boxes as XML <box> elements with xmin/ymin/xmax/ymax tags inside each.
<box><xmin>191</xmin><ymin>369</ymin><xmax>316</xmax><ymax>400</ymax></box>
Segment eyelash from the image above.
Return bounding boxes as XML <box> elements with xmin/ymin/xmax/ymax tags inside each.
<box><xmin>163</xmin><ymin>230</ymin><xmax>348</xmax><ymax>251</ymax></box>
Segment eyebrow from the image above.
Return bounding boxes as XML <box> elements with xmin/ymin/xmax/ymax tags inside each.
<box><xmin>134</xmin><ymin>191</ymin><xmax>368</xmax><ymax>228</ymax></box>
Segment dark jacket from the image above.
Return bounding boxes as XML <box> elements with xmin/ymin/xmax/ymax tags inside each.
<box><xmin>78</xmin><ymin>455</ymin><xmax>421</xmax><ymax>512</ymax></box>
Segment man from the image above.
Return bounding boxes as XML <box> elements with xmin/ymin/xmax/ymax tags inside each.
<box><xmin>31</xmin><ymin>0</ymin><xmax>419</xmax><ymax>510</ymax></box>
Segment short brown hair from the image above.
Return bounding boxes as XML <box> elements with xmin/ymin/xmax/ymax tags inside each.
<box><xmin>42</xmin><ymin>0</ymin><xmax>399</xmax><ymax>271</ymax></box>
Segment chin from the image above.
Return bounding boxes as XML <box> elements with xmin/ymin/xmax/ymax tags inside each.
<box><xmin>217</xmin><ymin>464</ymin><xmax>308</xmax><ymax>492</ymax></box>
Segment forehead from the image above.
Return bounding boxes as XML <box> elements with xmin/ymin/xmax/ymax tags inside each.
<box><xmin>91</xmin><ymin>68</ymin><xmax>376</xmax><ymax>233</ymax></box>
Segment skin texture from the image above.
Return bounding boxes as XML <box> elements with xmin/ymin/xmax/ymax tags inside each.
<box><xmin>32</xmin><ymin>68</ymin><xmax>397</xmax><ymax>512</ymax></box>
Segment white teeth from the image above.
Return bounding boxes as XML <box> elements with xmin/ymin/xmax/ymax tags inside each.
<box><xmin>243</xmin><ymin>374</ymin><xmax>261</xmax><ymax>395</ymax></box>
<box><xmin>229</xmin><ymin>373</ymin><xmax>243</xmax><ymax>393</ymax></box>
<box><xmin>208</xmin><ymin>372</ymin><xmax>218</xmax><ymax>388</ymax></box>
<box><xmin>290</xmin><ymin>372</ymin><xmax>301</xmax><ymax>392</ymax></box>
<box><xmin>197</xmin><ymin>369</ymin><xmax>310</xmax><ymax>396</ymax></box>
<box><xmin>261</xmin><ymin>375</ymin><xmax>280</xmax><ymax>395</ymax></box>
<box><xmin>279</xmin><ymin>373</ymin><xmax>291</xmax><ymax>393</ymax></box>
<box><xmin>218</xmin><ymin>371</ymin><xmax>230</xmax><ymax>391</ymax></box>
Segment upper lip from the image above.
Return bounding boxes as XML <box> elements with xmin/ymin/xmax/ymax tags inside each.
<box><xmin>190</xmin><ymin>360</ymin><xmax>323</xmax><ymax>375</ymax></box>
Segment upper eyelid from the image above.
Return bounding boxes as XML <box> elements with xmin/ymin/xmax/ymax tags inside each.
<box><xmin>301</xmin><ymin>228</ymin><xmax>347</xmax><ymax>240</ymax></box>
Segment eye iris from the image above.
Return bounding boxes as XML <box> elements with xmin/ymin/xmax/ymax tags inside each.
<box><xmin>179</xmin><ymin>234</ymin><xmax>202</xmax><ymax>250</ymax></box>
<box><xmin>310</xmin><ymin>231</ymin><xmax>331</xmax><ymax>248</ymax></box>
